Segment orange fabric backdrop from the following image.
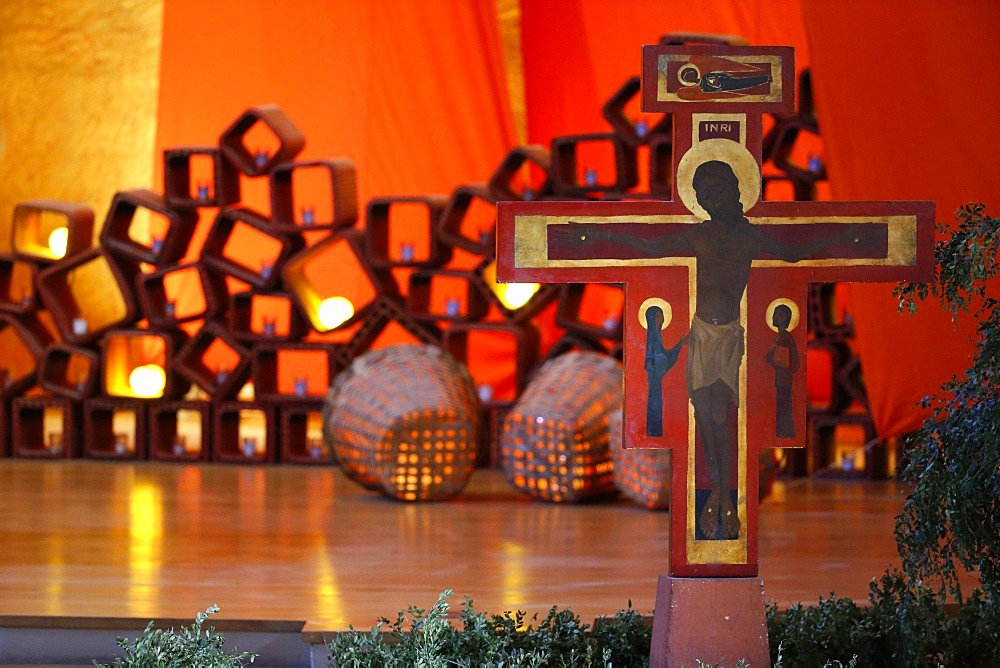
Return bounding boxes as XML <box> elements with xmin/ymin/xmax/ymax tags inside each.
<box><xmin>801</xmin><ymin>0</ymin><xmax>1000</xmax><ymax>437</ymax></box>
<box><xmin>156</xmin><ymin>0</ymin><xmax>521</xmax><ymax>390</ymax></box>
<box><xmin>519</xmin><ymin>0</ymin><xmax>812</xmax><ymax>142</ymax></box>
<box><xmin>158</xmin><ymin>1</ymin><xmax>516</xmax><ymax>201</ymax></box>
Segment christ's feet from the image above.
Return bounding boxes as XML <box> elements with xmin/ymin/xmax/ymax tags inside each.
<box><xmin>699</xmin><ymin>490</ymin><xmax>720</xmax><ymax>538</ymax></box>
<box><xmin>720</xmin><ymin>494</ymin><xmax>740</xmax><ymax>539</ymax></box>
<box><xmin>698</xmin><ymin>489</ymin><xmax>740</xmax><ymax>540</ymax></box>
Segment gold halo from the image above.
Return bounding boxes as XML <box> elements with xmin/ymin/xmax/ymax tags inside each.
<box><xmin>676</xmin><ymin>138</ymin><xmax>761</xmax><ymax>220</ymax></box>
<box><xmin>678</xmin><ymin>63</ymin><xmax>701</xmax><ymax>87</ymax></box>
<box><xmin>765</xmin><ymin>298</ymin><xmax>800</xmax><ymax>333</ymax></box>
<box><xmin>638</xmin><ymin>297</ymin><xmax>672</xmax><ymax>330</ymax></box>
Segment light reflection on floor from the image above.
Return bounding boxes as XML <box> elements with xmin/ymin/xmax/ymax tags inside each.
<box><xmin>0</xmin><ymin>459</ymin><xmax>914</xmax><ymax>630</ymax></box>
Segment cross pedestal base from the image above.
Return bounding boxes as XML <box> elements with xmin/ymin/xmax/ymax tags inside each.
<box><xmin>650</xmin><ymin>575</ymin><xmax>769</xmax><ymax>668</ymax></box>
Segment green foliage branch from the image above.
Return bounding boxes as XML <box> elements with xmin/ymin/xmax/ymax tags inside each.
<box><xmin>93</xmin><ymin>605</ymin><xmax>256</xmax><ymax>668</ymax></box>
<box><xmin>326</xmin><ymin>589</ymin><xmax>651</xmax><ymax>667</ymax></box>
<box><xmin>893</xmin><ymin>202</ymin><xmax>1000</xmax><ymax>604</ymax></box>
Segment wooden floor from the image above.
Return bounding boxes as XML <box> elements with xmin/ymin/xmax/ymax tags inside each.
<box><xmin>0</xmin><ymin>459</ymin><xmax>910</xmax><ymax>633</ymax></box>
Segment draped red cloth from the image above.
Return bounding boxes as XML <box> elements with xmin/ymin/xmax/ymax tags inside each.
<box><xmin>800</xmin><ymin>0</ymin><xmax>1000</xmax><ymax>436</ymax></box>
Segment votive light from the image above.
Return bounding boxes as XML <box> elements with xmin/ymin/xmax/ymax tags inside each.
<box><xmin>48</xmin><ymin>227</ymin><xmax>69</xmax><ymax>257</ymax></box>
<box><xmin>500</xmin><ymin>283</ymin><xmax>540</xmax><ymax>310</ymax></box>
<box><xmin>317</xmin><ymin>296</ymin><xmax>355</xmax><ymax>330</ymax></box>
<box><xmin>129</xmin><ymin>364</ymin><xmax>166</xmax><ymax>398</ymax></box>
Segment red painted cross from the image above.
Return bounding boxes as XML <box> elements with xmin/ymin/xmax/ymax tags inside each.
<box><xmin>497</xmin><ymin>45</ymin><xmax>933</xmax><ymax>578</ymax></box>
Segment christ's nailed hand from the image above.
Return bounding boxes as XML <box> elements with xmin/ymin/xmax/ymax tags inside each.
<box><xmin>551</xmin><ymin>221</ymin><xmax>607</xmax><ymax>246</ymax></box>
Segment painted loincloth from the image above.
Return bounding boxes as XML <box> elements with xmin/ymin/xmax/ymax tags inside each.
<box><xmin>686</xmin><ymin>315</ymin><xmax>744</xmax><ymax>405</ymax></box>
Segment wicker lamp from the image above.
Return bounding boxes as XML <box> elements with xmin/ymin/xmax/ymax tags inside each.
<box><xmin>500</xmin><ymin>351</ymin><xmax>622</xmax><ymax>502</ymax></box>
<box><xmin>608</xmin><ymin>407</ymin><xmax>671</xmax><ymax>510</ymax></box>
<box><xmin>323</xmin><ymin>344</ymin><xmax>480</xmax><ymax>501</ymax></box>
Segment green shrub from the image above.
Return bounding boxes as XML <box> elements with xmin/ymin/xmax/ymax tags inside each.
<box><xmin>327</xmin><ymin>590</ymin><xmax>651</xmax><ymax>667</ymax></box>
<box><xmin>767</xmin><ymin>570</ymin><xmax>1000</xmax><ymax>666</ymax></box>
<box><xmin>946</xmin><ymin>589</ymin><xmax>1000</xmax><ymax>666</ymax></box>
<box><xmin>328</xmin><ymin>582</ymin><xmax>1000</xmax><ymax>666</ymax></box>
<box><xmin>768</xmin><ymin>570</ymin><xmax>948</xmax><ymax>667</ymax></box>
<box><xmin>893</xmin><ymin>202</ymin><xmax>1000</xmax><ymax>604</ymax></box>
<box><xmin>767</xmin><ymin>593</ymin><xmax>867</xmax><ymax>666</ymax></box>
<box><xmin>93</xmin><ymin>605</ymin><xmax>256</xmax><ymax>668</ymax></box>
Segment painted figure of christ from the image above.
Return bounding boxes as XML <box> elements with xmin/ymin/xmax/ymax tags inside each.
<box><xmin>551</xmin><ymin>159</ymin><xmax>863</xmax><ymax>540</ymax></box>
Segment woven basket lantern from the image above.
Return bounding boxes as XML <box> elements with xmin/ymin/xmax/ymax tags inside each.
<box><xmin>500</xmin><ymin>351</ymin><xmax>622</xmax><ymax>502</ymax></box>
<box><xmin>323</xmin><ymin>344</ymin><xmax>480</xmax><ymax>501</ymax></box>
<box><xmin>608</xmin><ymin>407</ymin><xmax>671</xmax><ymax>510</ymax></box>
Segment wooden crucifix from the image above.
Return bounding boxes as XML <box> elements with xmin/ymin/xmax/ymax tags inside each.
<box><xmin>496</xmin><ymin>45</ymin><xmax>934</xmax><ymax>582</ymax></box>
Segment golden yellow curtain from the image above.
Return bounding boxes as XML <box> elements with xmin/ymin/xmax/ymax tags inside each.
<box><xmin>0</xmin><ymin>0</ymin><xmax>163</xmax><ymax>246</ymax></box>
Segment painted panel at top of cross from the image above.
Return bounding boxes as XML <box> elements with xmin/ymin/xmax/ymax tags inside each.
<box><xmin>641</xmin><ymin>45</ymin><xmax>796</xmax><ymax>115</ymax></box>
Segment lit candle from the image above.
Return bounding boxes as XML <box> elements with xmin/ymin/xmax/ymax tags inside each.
<box><xmin>47</xmin><ymin>432</ymin><xmax>63</xmax><ymax>454</ymax></box>
<box><xmin>635</xmin><ymin>118</ymin><xmax>649</xmax><ymax>138</ymax></box>
<box><xmin>262</xmin><ymin>316</ymin><xmax>276</xmax><ymax>336</ymax></box>
<box><xmin>523</xmin><ymin>188</ymin><xmax>536</xmax><ymax>201</ymax></box>
<box><xmin>479</xmin><ymin>228</ymin><xmax>492</xmax><ymax>246</ymax></box>
<box><xmin>129</xmin><ymin>364</ymin><xmax>166</xmax><ymax>398</ymax></box>
<box><xmin>293</xmin><ymin>375</ymin><xmax>308</xmax><ymax>396</ymax></box>
<box><xmin>808</xmin><ymin>155</ymin><xmax>823</xmax><ymax>173</ymax></box>
<box><xmin>196</xmin><ymin>180</ymin><xmax>210</xmax><ymax>200</ymax></box>
<box><xmin>603</xmin><ymin>311</ymin><xmax>619</xmax><ymax>331</ymax></box>
<box><xmin>48</xmin><ymin>227</ymin><xmax>68</xmax><ymax>257</ymax></box>
<box><xmin>216</xmin><ymin>364</ymin><xmax>229</xmax><ymax>385</ymax></box>
<box><xmin>301</xmin><ymin>206</ymin><xmax>315</xmax><ymax>226</ymax></box>
<box><xmin>584</xmin><ymin>168</ymin><xmax>598</xmax><ymax>187</ymax></box>
<box><xmin>114</xmin><ymin>432</ymin><xmax>129</xmax><ymax>455</ymax></box>
<box><xmin>400</xmin><ymin>242</ymin><xmax>415</xmax><ymax>262</ymax></box>
<box><xmin>164</xmin><ymin>300</ymin><xmax>176</xmax><ymax>318</ymax></box>
<box><xmin>71</xmin><ymin>317</ymin><xmax>88</xmax><ymax>337</ymax></box>
<box><xmin>151</xmin><ymin>236</ymin><xmax>164</xmax><ymax>254</ymax></box>
<box><xmin>20</xmin><ymin>288</ymin><xmax>31</xmax><ymax>307</ymax></box>
<box><xmin>260</xmin><ymin>261</ymin><xmax>273</xmax><ymax>279</ymax></box>
<box><xmin>173</xmin><ymin>435</ymin><xmax>187</xmax><ymax>456</ymax></box>
<box><xmin>242</xmin><ymin>437</ymin><xmax>257</xmax><ymax>457</ymax></box>
<box><xmin>500</xmin><ymin>282</ymin><xmax>540</xmax><ymax>310</ymax></box>
<box><xmin>318</xmin><ymin>296</ymin><xmax>355</xmax><ymax>330</ymax></box>
<box><xmin>445</xmin><ymin>297</ymin><xmax>461</xmax><ymax>317</ymax></box>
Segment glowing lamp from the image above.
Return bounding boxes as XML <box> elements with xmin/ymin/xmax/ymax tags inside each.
<box><xmin>317</xmin><ymin>296</ymin><xmax>355</xmax><ymax>330</ymax></box>
<box><xmin>48</xmin><ymin>227</ymin><xmax>69</xmax><ymax>257</ymax></box>
<box><xmin>481</xmin><ymin>259</ymin><xmax>540</xmax><ymax>311</ymax></box>
<box><xmin>129</xmin><ymin>364</ymin><xmax>166</xmax><ymax>398</ymax></box>
<box><xmin>500</xmin><ymin>283</ymin><xmax>540</xmax><ymax>310</ymax></box>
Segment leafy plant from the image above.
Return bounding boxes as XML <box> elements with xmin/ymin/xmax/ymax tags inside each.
<box><xmin>893</xmin><ymin>202</ymin><xmax>1000</xmax><ymax>603</ymax></box>
<box><xmin>328</xmin><ymin>585</ymin><xmax>1000</xmax><ymax>667</ymax></box>
<box><xmin>767</xmin><ymin>569</ymin><xmax>1000</xmax><ymax>667</ymax></box>
<box><xmin>327</xmin><ymin>590</ymin><xmax>650</xmax><ymax>667</ymax></box>
<box><xmin>767</xmin><ymin>593</ymin><xmax>868</xmax><ymax>666</ymax></box>
<box><xmin>94</xmin><ymin>605</ymin><xmax>256</xmax><ymax>668</ymax></box>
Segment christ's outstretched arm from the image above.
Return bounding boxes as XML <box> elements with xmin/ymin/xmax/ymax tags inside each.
<box><xmin>757</xmin><ymin>222</ymin><xmax>886</xmax><ymax>263</ymax></box>
<box><xmin>548</xmin><ymin>220</ymin><xmax>693</xmax><ymax>258</ymax></box>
